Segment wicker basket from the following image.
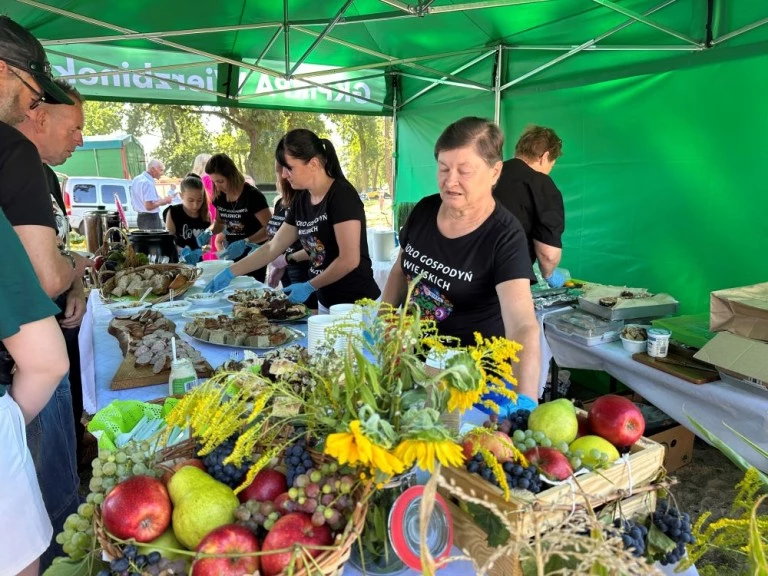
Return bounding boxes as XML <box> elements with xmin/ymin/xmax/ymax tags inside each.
<box><xmin>94</xmin><ymin>438</ymin><xmax>370</xmax><ymax>576</ymax></box>
<box><xmin>99</xmin><ymin>264</ymin><xmax>201</xmax><ymax>304</ymax></box>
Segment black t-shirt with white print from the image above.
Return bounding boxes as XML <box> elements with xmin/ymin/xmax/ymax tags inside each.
<box><xmin>284</xmin><ymin>178</ymin><xmax>380</xmax><ymax>308</ymax></box>
<box><xmin>167</xmin><ymin>204</ymin><xmax>209</xmax><ymax>249</ymax></box>
<box><xmin>212</xmin><ymin>182</ymin><xmax>270</xmax><ymax>245</ymax></box>
<box><xmin>266</xmin><ymin>197</ymin><xmax>303</xmax><ymax>256</ymax></box>
<box><xmin>399</xmin><ymin>194</ymin><xmax>535</xmax><ymax>346</ymax></box>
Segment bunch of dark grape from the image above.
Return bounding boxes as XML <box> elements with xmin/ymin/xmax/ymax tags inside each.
<box><xmin>466</xmin><ymin>454</ymin><xmax>543</xmax><ymax>494</ymax></box>
<box><xmin>200</xmin><ymin>436</ymin><xmax>251</xmax><ymax>488</ymax></box>
<box><xmin>498</xmin><ymin>409</ymin><xmax>531</xmax><ymax>435</ymax></box>
<box><xmin>96</xmin><ymin>545</ymin><xmax>186</xmax><ymax>576</ymax></box>
<box><xmin>652</xmin><ymin>500</ymin><xmax>695</xmax><ymax>566</ymax></box>
<box><xmin>282</xmin><ymin>438</ymin><xmax>314</xmax><ymax>487</ymax></box>
<box><xmin>613</xmin><ymin>518</ymin><xmax>648</xmax><ymax>557</ymax></box>
<box><xmin>235</xmin><ymin>499</ymin><xmax>281</xmax><ymax>533</ymax></box>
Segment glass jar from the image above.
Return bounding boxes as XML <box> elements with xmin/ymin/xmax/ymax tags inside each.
<box><xmin>349</xmin><ymin>471</ymin><xmax>417</xmax><ymax>575</ymax></box>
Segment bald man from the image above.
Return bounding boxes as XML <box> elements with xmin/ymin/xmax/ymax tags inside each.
<box><xmin>131</xmin><ymin>158</ymin><xmax>170</xmax><ymax>229</ymax></box>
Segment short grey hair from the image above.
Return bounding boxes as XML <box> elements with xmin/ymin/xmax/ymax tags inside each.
<box><xmin>148</xmin><ymin>159</ymin><xmax>164</xmax><ymax>171</ymax></box>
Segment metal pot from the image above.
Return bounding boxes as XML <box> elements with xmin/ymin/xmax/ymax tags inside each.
<box><xmin>83</xmin><ymin>207</ymin><xmax>120</xmax><ymax>254</ymax></box>
<box><xmin>128</xmin><ymin>230</ymin><xmax>178</xmax><ymax>264</ymax></box>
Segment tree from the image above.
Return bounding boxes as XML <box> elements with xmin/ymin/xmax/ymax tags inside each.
<box><xmin>82</xmin><ymin>101</ymin><xmax>124</xmax><ymax>136</ymax></box>
<box><xmin>332</xmin><ymin>114</ymin><xmax>385</xmax><ymax>192</ymax></box>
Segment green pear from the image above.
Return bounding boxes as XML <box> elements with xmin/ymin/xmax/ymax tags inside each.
<box><xmin>527</xmin><ymin>398</ymin><xmax>578</xmax><ymax>445</ymax></box>
<box><xmin>137</xmin><ymin>528</ymin><xmax>186</xmax><ymax>561</ymax></box>
<box><xmin>168</xmin><ymin>466</ymin><xmax>239</xmax><ymax>550</ymax></box>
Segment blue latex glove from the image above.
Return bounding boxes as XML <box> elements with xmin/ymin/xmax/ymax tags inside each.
<box><xmin>544</xmin><ymin>268</ymin><xmax>567</xmax><ymax>289</ymax></box>
<box><xmin>195</xmin><ymin>229</ymin><xmax>213</xmax><ymax>246</ymax></box>
<box><xmin>221</xmin><ymin>239</ymin><xmax>258</xmax><ymax>260</ymax></box>
<box><xmin>500</xmin><ymin>393</ymin><xmax>538</xmax><ymax>418</ymax></box>
<box><xmin>282</xmin><ymin>281</ymin><xmax>316</xmax><ymax>304</ymax></box>
<box><xmin>204</xmin><ymin>268</ymin><xmax>234</xmax><ymax>293</ymax></box>
<box><xmin>179</xmin><ymin>247</ymin><xmax>202</xmax><ymax>265</ymax></box>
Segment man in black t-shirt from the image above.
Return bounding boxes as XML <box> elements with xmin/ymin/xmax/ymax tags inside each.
<box><xmin>494</xmin><ymin>125</ymin><xmax>566</xmax><ymax>287</ymax></box>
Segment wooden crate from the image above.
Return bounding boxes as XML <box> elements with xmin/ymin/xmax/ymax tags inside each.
<box><xmin>440</xmin><ymin>434</ymin><xmax>665</xmax><ymax>541</ymax></box>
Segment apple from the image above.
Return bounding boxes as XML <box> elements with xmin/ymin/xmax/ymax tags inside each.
<box><xmin>102</xmin><ymin>475</ymin><xmax>172</xmax><ymax>542</ymax></box>
<box><xmin>588</xmin><ymin>395</ymin><xmax>645</xmax><ymax>448</ymax></box>
<box><xmin>261</xmin><ymin>513</ymin><xmax>332</xmax><ymax>576</ymax></box>
<box><xmin>192</xmin><ymin>524</ymin><xmax>260</xmax><ymax>576</ymax></box>
<box><xmin>524</xmin><ymin>447</ymin><xmax>573</xmax><ymax>481</ymax></box>
<box><xmin>93</xmin><ymin>255</ymin><xmax>106</xmax><ymax>271</ymax></box>
<box><xmin>577</xmin><ymin>413</ymin><xmax>592</xmax><ymax>438</ymax></box>
<box><xmin>274</xmin><ymin>492</ymin><xmax>296</xmax><ymax>514</ymax></box>
<box><xmin>462</xmin><ymin>430</ymin><xmax>515</xmax><ymax>462</ymax></box>
<box><xmin>237</xmin><ymin>469</ymin><xmax>287</xmax><ymax>504</ymax></box>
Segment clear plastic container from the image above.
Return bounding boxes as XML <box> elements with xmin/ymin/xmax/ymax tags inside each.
<box><xmin>168</xmin><ymin>358</ymin><xmax>197</xmax><ymax>395</ymax></box>
<box><xmin>544</xmin><ymin>308</ymin><xmax>623</xmax><ymax>346</ymax></box>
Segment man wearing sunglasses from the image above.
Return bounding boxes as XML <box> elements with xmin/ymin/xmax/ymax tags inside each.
<box><xmin>0</xmin><ymin>15</ymin><xmax>90</xmax><ymax>571</ymax></box>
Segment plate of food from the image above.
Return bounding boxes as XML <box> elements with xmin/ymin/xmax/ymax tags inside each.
<box><xmin>105</xmin><ymin>301</ymin><xmax>151</xmax><ymax>318</ymax></box>
<box><xmin>186</xmin><ymin>292</ymin><xmax>225</xmax><ymax>307</ymax></box>
<box><xmin>226</xmin><ymin>288</ymin><xmax>271</xmax><ymax>305</ymax></box>
<box><xmin>229</xmin><ymin>290</ymin><xmax>310</xmax><ymax>322</ymax></box>
<box><xmin>182</xmin><ymin>308</ymin><xmax>226</xmax><ymax>320</ymax></box>
<box><xmin>183</xmin><ymin>314</ymin><xmax>303</xmax><ymax>350</ymax></box>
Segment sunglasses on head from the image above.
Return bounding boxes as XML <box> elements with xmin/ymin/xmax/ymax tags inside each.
<box><xmin>8</xmin><ymin>66</ymin><xmax>44</xmax><ymax>110</ymax></box>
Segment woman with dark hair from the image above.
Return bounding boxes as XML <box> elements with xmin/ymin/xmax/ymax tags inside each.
<box><xmin>381</xmin><ymin>117</ymin><xmax>541</xmax><ymax>408</ymax></box>
<box><xmin>205</xmin><ymin>129</ymin><xmax>380</xmax><ymax>309</ymax></box>
<box><xmin>264</xmin><ymin>161</ymin><xmax>318</xmax><ymax>307</ymax></box>
<box><xmin>165</xmin><ymin>173</ymin><xmax>211</xmax><ymax>264</ymax></box>
<box><xmin>196</xmin><ymin>153</ymin><xmax>272</xmax><ymax>281</ymax></box>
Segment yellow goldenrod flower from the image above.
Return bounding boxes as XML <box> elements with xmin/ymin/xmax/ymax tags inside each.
<box><xmin>394</xmin><ymin>438</ymin><xmax>465</xmax><ymax>473</ymax></box>
<box><xmin>325</xmin><ymin>421</ymin><xmax>405</xmax><ymax>476</ymax></box>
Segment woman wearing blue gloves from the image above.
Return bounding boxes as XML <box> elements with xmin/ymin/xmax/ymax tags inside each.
<box><xmin>381</xmin><ymin>117</ymin><xmax>541</xmax><ymax>410</ymax></box>
<box><xmin>205</xmin><ymin>129</ymin><xmax>380</xmax><ymax>309</ymax></box>
<box><xmin>197</xmin><ymin>154</ymin><xmax>272</xmax><ymax>281</ymax></box>
<box><xmin>165</xmin><ymin>173</ymin><xmax>210</xmax><ymax>265</ymax></box>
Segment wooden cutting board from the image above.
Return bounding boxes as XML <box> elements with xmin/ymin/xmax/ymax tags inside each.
<box><xmin>632</xmin><ymin>352</ymin><xmax>719</xmax><ymax>384</ymax></box>
<box><xmin>110</xmin><ymin>353</ymin><xmax>213</xmax><ymax>391</ymax></box>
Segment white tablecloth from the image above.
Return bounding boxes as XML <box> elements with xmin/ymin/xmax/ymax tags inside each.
<box><xmin>546</xmin><ymin>328</ymin><xmax>768</xmax><ymax>473</ymax></box>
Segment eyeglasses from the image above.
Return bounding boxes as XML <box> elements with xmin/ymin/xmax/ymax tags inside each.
<box><xmin>8</xmin><ymin>67</ymin><xmax>44</xmax><ymax>110</ymax></box>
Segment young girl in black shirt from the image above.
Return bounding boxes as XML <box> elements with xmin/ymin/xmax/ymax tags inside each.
<box><xmin>165</xmin><ymin>174</ymin><xmax>210</xmax><ymax>263</ymax></box>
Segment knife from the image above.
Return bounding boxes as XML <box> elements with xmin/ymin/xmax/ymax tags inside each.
<box><xmin>653</xmin><ymin>356</ymin><xmax>718</xmax><ymax>373</ymax></box>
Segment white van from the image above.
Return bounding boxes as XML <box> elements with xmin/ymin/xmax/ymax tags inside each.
<box><xmin>63</xmin><ymin>176</ymin><xmax>138</xmax><ymax>232</ymax></box>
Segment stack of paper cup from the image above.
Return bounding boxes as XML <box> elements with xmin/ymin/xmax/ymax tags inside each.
<box><xmin>328</xmin><ymin>303</ymin><xmax>363</xmax><ymax>354</ymax></box>
<box><xmin>307</xmin><ymin>315</ymin><xmax>343</xmax><ymax>355</ymax></box>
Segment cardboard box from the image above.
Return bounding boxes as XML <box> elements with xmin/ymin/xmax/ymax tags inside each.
<box><xmin>710</xmin><ymin>282</ymin><xmax>768</xmax><ymax>342</ymax></box>
<box><xmin>694</xmin><ymin>332</ymin><xmax>768</xmax><ymax>391</ymax></box>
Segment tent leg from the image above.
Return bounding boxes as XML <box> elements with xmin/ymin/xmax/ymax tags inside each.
<box><xmin>391</xmin><ymin>85</ymin><xmax>398</xmax><ymax>206</ymax></box>
<box><xmin>284</xmin><ymin>0</ymin><xmax>290</xmax><ymax>77</ymax></box>
<box><xmin>493</xmin><ymin>44</ymin><xmax>503</xmax><ymax>125</ymax></box>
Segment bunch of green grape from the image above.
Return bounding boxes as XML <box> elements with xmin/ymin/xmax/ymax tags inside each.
<box><xmin>56</xmin><ymin>503</ymin><xmax>95</xmax><ymax>560</ymax></box>
<box><xmin>511</xmin><ymin>429</ymin><xmax>559</xmax><ymax>452</ymax></box>
<box><xmin>88</xmin><ymin>441</ymin><xmax>157</xmax><ymax>497</ymax></box>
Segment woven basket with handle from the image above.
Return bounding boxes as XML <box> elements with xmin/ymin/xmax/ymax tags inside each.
<box><xmin>93</xmin><ymin>438</ymin><xmax>370</xmax><ymax>576</ymax></box>
<box><xmin>99</xmin><ymin>264</ymin><xmax>201</xmax><ymax>304</ymax></box>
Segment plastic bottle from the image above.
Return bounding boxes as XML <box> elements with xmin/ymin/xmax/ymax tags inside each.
<box><xmin>168</xmin><ymin>358</ymin><xmax>197</xmax><ymax>395</ymax></box>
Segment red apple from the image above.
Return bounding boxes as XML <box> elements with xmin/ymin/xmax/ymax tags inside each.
<box><xmin>261</xmin><ymin>513</ymin><xmax>332</xmax><ymax>576</ymax></box>
<box><xmin>93</xmin><ymin>255</ymin><xmax>106</xmax><ymax>271</ymax></box>
<box><xmin>588</xmin><ymin>395</ymin><xmax>645</xmax><ymax>448</ymax></box>
<box><xmin>237</xmin><ymin>469</ymin><xmax>287</xmax><ymax>504</ymax></box>
<box><xmin>462</xmin><ymin>430</ymin><xmax>515</xmax><ymax>462</ymax></box>
<box><xmin>524</xmin><ymin>447</ymin><xmax>573</xmax><ymax>481</ymax></box>
<box><xmin>101</xmin><ymin>475</ymin><xmax>171</xmax><ymax>542</ymax></box>
<box><xmin>192</xmin><ymin>524</ymin><xmax>260</xmax><ymax>576</ymax></box>
<box><xmin>274</xmin><ymin>492</ymin><xmax>296</xmax><ymax>514</ymax></box>
<box><xmin>577</xmin><ymin>413</ymin><xmax>592</xmax><ymax>438</ymax></box>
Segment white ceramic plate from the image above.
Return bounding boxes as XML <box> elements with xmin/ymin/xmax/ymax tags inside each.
<box><xmin>105</xmin><ymin>301</ymin><xmax>151</xmax><ymax>318</ymax></box>
<box><xmin>182</xmin><ymin>308</ymin><xmax>226</xmax><ymax>320</ymax></box>
<box><xmin>151</xmin><ymin>301</ymin><xmax>191</xmax><ymax>316</ymax></box>
<box><xmin>186</xmin><ymin>293</ymin><xmax>223</xmax><ymax>307</ymax></box>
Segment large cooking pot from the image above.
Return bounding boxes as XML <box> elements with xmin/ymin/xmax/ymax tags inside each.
<box><xmin>84</xmin><ymin>207</ymin><xmax>120</xmax><ymax>254</ymax></box>
<box><xmin>128</xmin><ymin>230</ymin><xmax>178</xmax><ymax>264</ymax></box>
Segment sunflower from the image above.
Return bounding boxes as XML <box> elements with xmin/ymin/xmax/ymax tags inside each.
<box><xmin>325</xmin><ymin>420</ymin><xmax>405</xmax><ymax>476</ymax></box>
<box><xmin>446</xmin><ymin>387</ymin><xmax>483</xmax><ymax>413</ymax></box>
<box><xmin>393</xmin><ymin>438</ymin><xmax>465</xmax><ymax>473</ymax></box>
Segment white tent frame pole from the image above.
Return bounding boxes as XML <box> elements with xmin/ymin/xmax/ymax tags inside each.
<box><xmin>398</xmin><ymin>49</ymin><xmax>495</xmax><ymax>108</ymax></box>
<box><xmin>391</xmin><ymin>88</ymin><xmax>398</xmax><ymax>203</ymax></box>
<box><xmin>501</xmin><ymin>0</ymin><xmax>683</xmax><ymax>91</ymax></box>
<box><xmin>39</xmin><ymin>23</ymin><xmax>281</xmax><ymax>45</ymax></box>
<box><xmin>289</xmin><ymin>0</ymin><xmax>355</xmax><ymax>76</ymax></box>
<box><xmin>283</xmin><ymin>0</ymin><xmax>290</xmax><ymax>77</ymax></box>
<box><xmin>493</xmin><ymin>44</ymin><xmax>502</xmax><ymax>124</ymax></box>
<box><xmin>505</xmin><ymin>44</ymin><xmax>700</xmax><ymax>51</ymax></box>
<box><xmin>396</xmin><ymin>71</ymin><xmax>491</xmax><ymax>91</ymax></box>
<box><xmin>17</xmin><ymin>0</ymin><xmax>285</xmax><ymax>79</ymax></box>
<box><xmin>713</xmin><ymin>16</ymin><xmax>768</xmax><ymax>46</ymax></box>
<box><xmin>237</xmin><ymin>25</ymin><xmax>284</xmax><ymax>94</ymax></box>
<box><xmin>591</xmin><ymin>0</ymin><xmax>702</xmax><ymax>47</ymax></box>
<box><xmin>428</xmin><ymin>0</ymin><xmax>558</xmax><ymax>14</ymax></box>
<box><xmin>378</xmin><ymin>0</ymin><xmax>415</xmax><ymax>13</ymax></box>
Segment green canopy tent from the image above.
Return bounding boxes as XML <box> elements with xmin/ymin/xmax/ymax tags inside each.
<box><xmin>7</xmin><ymin>0</ymin><xmax>768</xmax><ymax>313</ymax></box>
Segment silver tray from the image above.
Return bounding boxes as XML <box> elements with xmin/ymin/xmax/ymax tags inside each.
<box><xmin>578</xmin><ymin>297</ymin><xmax>679</xmax><ymax>321</ymax></box>
<box><xmin>183</xmin><ymin>324</ymin><xmax>304</xmax><ymax>351</ymax></box>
